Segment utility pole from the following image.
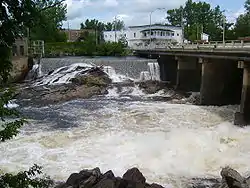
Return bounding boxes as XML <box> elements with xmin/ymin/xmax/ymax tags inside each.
<box><xmin>181</xmin><ymin>6</ymin><xmax>184</xmax><ymax>44</ymax></box>
<box><xmin>114</xmin><ymin>16</ymin><xmax>117</xmax><ymax>43</ymax></box>
<box><xmin>68</xmin><ymin>21</ymin><xmax>70</xmax><ymax>42</ymax></box>
<box><xmin>222</xmin><ymin>15</ymin><xmax>226</xmax><ymax>45</ymax></box>
<box><xmin>196</xmin><ymin>24</ymin><xmax>199</xmax><ymax>41</ymax></box>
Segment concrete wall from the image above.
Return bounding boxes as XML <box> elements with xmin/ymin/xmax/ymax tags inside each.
<box><xmin>200</xmin><ymin>59</ymin><xmax>242</xmax><ymax>105</ymax></box>
<box><xmin>158</xmin><ymin>56</ymin><xmax>177</xmax><ymax>85</ymax></box>
<box><xmin>9</xmin><ymin>57</ymin><xmax>30</xmax><ymax>82</ymax></box>
<box><xmin>9</xmin><ymin>38</ymin><xmax>30</xmax><ymax>82</ymax></box>
<box><xmin>176</xmin><ymin>57</ymin><xmax>201</xmax><ymax>91</ymax></box>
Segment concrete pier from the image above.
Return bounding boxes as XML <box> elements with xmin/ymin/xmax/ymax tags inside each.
<box><xmin>235</xmin><ymin>61</ymin><xmax>250</xmax><ymax>126</ymax></box>
<box><xmin>200</xmin><ymin>58</ymin><xmax>242</xmax><ymax>105</ymax></box>
<box><xmin>176</xmin><ymin>57</ymin><xmax>201</xmax><ymax>91</ymax></box>
<box><xmin>158</xmin><ymin>56</ymin><xmax>177</xmax><ymax>85</ymax></box>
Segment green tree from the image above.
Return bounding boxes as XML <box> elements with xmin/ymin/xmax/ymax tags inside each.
<box><xmin>234</xmin><ymin>0</ymin><xmax>250</xmax><ymax>38</ymax></box>
<box><xmin>0</xmin><ymin>0</ymin><xmax>63</xmax><ymax>187</ymax></box>
<box><xmin>245</xmin><ymin>0</ymin><xmax>250</xmax><ymax>12</ymax></box>
<box><xmin>166</xmin><ymin>0</ymin><xmax>232</xmax><ymax>41</ymax></box>
<box><xmin>30</xmin><ymin>0</ymin><xmax>67</xmax><ymax>42</ymax></box>
<box><xmin>112</xmin><ymin>19</ymin><xmax>125</xmax><ymax>30</ymax></box>
<box><xmin>105</xmin><ymin>22</ymin><xmax>113</xmax><ymax>31</ymax></box>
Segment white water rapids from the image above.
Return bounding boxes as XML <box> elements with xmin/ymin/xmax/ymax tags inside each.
<box><xmin>1</xmin><ymin>58</ymin><xmax>250</xmax><ymax>187</ymax></box>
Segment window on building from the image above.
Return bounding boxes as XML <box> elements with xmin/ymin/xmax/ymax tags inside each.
<box><xmin>144</xmin><ymin>32</ymin><xmax>147</xmax><ymax>37</ymax></box>
<box><xmin>12</xmin><ymin>45</ymin><xmax>17</xmax><ymax>56</ymax></box>
<box><xmin>124</xmin><ymin>34</ymin><xmax>126</xmax><ymax>37</ymax></box>
<box><xmin>172</xmin><ymin>33</ymin><xmax>174</xmax><ymax>36</ymax></box>
<box><xmin>151</xmin><ymin>32</ymin><xmax>153</xmax><ymax>36</ymax></box>
<box><xmin>134</xmin><ymin>33</ymin><xmax>136</xmax><ymax>38</ymax></box>
<box><xmin>177</xmin><ymin>33</ymin><xmax>179</xmax><ymax>36</ymax></box>
<box><xmin>105</xmin><ymin>35</ymin><xmax>107</xmax><ymax>38</ymax></box>
<box><xmin>160</xmin><ymin>32</ymin><xmax>163</xmax><ymax>36</ymax></box>
<box><xmin>163</xmin><ymin>32</ymin><xmax>165</xmax><ymax>36</ymax></box>
<box><xmin>110</xmin><ymin>35</ymin><xmax>112</xmax><ymax>38</ymax></box>
<box><xmin>20</xmin><ymin>45</ymin><xmax>24</xmax><ymax>56</ymax></box>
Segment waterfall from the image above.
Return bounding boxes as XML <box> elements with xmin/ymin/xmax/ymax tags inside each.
<box><xmin>148</xmin><ymin>62</ymin><xmax>160</xmax><ymax>81</ymax></box>
<box><xmin>102</xmin><ymin>66</ymin><xmax>133</xmax><ymax>83</ymax></box>
<box><xmin>26</xmin><ymin>63</ymin><xmax>43</xmax><ymax>80</ymax></box>
<box><xmin>103</xmin><ymin>66</ymin><xmax>117</xmax><ymax>77</ymax></box>
<box><xmin>139</xmin><ymin>71</ymin><xmax>151</xmax><ymax>81</ymax></box>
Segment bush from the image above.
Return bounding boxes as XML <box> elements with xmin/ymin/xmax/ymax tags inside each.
<box><xmin>44</xmin><ymin>41</ymin><xmax>128</xmax><ymax>57</ymax></box>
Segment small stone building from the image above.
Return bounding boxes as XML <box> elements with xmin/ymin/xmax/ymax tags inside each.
<box><xmin>12</xmin><ymin>38</ymin><xmax>28</xmax><ymax>57</ymax></box>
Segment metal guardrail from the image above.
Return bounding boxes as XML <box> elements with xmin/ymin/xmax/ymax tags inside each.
<box><xmin>132</xmin><ymin>40</ymin><xmax>250</xmax><ymax>51</ymax></box>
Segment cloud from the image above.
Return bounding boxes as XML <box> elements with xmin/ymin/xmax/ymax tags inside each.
<box><xmin>225</xmin><ymin>7</ymin><xmax>245</xmax><ymax>23</ymax></box>
<box><xmin>63</xmin><ymin>0</ymin><xmax>186</xmax><ymax>29</ymax></box>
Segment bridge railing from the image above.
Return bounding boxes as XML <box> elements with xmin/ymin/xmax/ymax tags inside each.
<box><xmin>132</xmin><ymin>40</ymin><xmax>250</xmax><ymax>51</ymax></box>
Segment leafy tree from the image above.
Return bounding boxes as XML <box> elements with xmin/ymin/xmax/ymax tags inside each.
<box><xmin>118</xmin><ymin>36</ymin><xmax>128</xmax><ymax>47</ymax></box>
<box><xmin>112</xmin><ymin>19</ymin><xmax>125</xmax><ymax>30</ymax></box>
<box><xmin>105</xmin><ymin>22</ymin><xmax>113</xmax><ymax>31</ymax></box>
<box><xmin>235</xmin><ymin>14</ymin><xmax>250</xmax><ymax>38</ymax></box>
<box><xmin>245</xmin><ymin>0</ymin><xmax>250</xmax><ymax>12</ymax></box>
<box><xmin>30</xmin><ymin>0</ymin><xmax>67</xmax><ymax>42</ymax></box>
<box><xmin>166</xmin><ymin>0</ymin><xmax>233</xmax><ymax>41</ymax></box>
<box><xmin>234</xmin><ymin>0</ymin><xmax>250</xmax><ymax>38</ymax></box>
<box><xmin>0</xmin><ymin>0</ymin><xmax>63</xmax><ymax>187</ymax></box>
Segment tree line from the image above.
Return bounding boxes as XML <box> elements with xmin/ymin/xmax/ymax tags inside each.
<box><xmin>166</xmin><ymin>0</ymin><xmax>250</xmax><ymax>41</ymax></box>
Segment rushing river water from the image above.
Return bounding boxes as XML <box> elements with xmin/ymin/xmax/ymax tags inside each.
<box><xmin>1</xmin><ymin>57</ymin><xmax>250</xmax><ymax>187</ymax></box>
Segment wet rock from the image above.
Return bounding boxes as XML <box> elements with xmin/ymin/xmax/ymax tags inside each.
<box><xmin>138</xmin><ymin>81</ymin><xmax>163</xmax><ymax>94</ymax></box>
<box><xmin>66</xmin><ymin>173</ymin><xmax>84</xmax><ymax>187</ymax></box>
<box><xmin>149</xmin><ymin>183</ymin><xmax>164</xmax><ymax>188</ymax></box>
<box><xmin>220</xmin><ymin>167</ymin><xmax>249</xmax><ymax>188</ymax></box>
<box><xmin>123</xmin><ymin>168</ymin><xmax>146</xmax><ymax>184</ymax></box>
<box><xmin>16</xmin><ymin>67</ymin><xmax>112</xmax><ymax>106</ymax></box>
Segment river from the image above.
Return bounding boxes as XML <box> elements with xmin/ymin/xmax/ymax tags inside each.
<box><xmin>0</xmin><ymin>57</ymin><xmax>250</xmax><ymax>187</ymax></box>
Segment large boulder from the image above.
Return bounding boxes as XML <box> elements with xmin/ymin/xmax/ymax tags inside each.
<box><xmin>219</xmin><ymin>167</ymin><xmax>249</xmax><ymax>188</ymax></box>
<box><xmin>122</xmin><ymin>168</ymin><xmax>146</xmax><ymax>184</ymax></box>
<box><xmin>55</xmin><ymin>167</ymin><xmax>165</xmax><ymax>188</ymax></box>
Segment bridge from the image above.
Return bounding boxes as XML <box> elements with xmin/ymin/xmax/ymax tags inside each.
<box><xmin>133</xmin><ymin>40</ymin><xmax>250</xmax><ymax>126</ymax></box>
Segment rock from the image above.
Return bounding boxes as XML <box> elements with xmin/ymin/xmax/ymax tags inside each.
<box><xmin>138</xmin><ymin>81</ymin><xmax>163</xmax><ymax>94</ymax></box>
<box><xmin>122</xmin><ymin>168</ymin><xmax>146</xmax><ymax>184</ymax></box>
<box><xmin>220</xmin><ymin>167</ymin><xmax>249</xmax><ymax>188</ymax></box>
<box><xmin>115</xmin><ymin>178</ymin><xmax>146</xmax><ymax>188</ymax></box>
<box><xmin>66</xmin><ymin>173</ymin><xmax>85</xmax><ymax>187</ymax></box>
<box><xmin>149</xmin><ymin>183</ymin><xmax>164</xmax><ymax>188</ymax></box>
<box><xmin>103</xmin><ymin>170</ymin><xmax>115</xmax><ymax>179</ymax></box>
<box><xmin>92</xmin><ymin>178</ymin><xmax>115</xmax><ymax>188</ymax></box>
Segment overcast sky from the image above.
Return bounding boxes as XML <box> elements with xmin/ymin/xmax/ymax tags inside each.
<box><xmin>62</xmin><ymin>0</ymin><xmax>246</xmax><ymax>29</ymax></box>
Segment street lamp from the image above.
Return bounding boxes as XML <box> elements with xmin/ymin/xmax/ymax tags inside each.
<box><xmin>114</xmin><ymin>16</ymin><xmax>117</xmax><ymax>43</ymax></box>
<box><xmin>149</xmin><ymin>8</ymin><xmax>167</xmax><ymax>49</ymax></box>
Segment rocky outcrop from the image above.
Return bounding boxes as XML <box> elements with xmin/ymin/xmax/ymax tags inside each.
<box><xmin>55</xmin><ymin>168</ymin><xmax>163</xmax><ymax>188</ymax></box>
<box><xmin>55</xmin><ymin>167</ymin><xmax>250</xmax><ymax>188</ymax></box>
<box><xmin>138</xmin><ymin>81</ymin><xmax>168</xmax><ymax>94</ymax></box>
<box><xmin>16</xmin><ymin>66</ymin><xmax>111</xmax><ymax>106</ymax></box>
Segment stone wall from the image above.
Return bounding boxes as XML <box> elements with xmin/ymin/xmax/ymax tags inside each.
<box><xmin>10</xmin><ymin>56</ymin><xmax>30</xmax><ymax>82</ymax></box>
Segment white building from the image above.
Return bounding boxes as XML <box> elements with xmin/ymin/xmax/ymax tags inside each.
<box><xmin>201</xmin><ymin>33</ymin><xmax>209</xmax><ymax>42</ymax></box>
<box><xmin>103</xmin><ymin>24</ymin><xmax>183</xmax><ymax>48</ymax></box>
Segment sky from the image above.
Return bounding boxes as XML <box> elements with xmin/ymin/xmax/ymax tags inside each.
<box><xmin>62</xmin><ymin>0</ymin><xmax>247</xmax><ymax>29</ymax></box>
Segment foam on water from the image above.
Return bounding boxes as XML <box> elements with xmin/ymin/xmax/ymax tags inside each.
<box><xmin>4</xmin><ymin>100</ymin><xmax>19</xmax><ymax>109</ymax></box>
<box><xmin>35</xmin><ymin>63</ymin><xmax>93</xmax><ymax>86</ymax></box>
<box><xmin>1</xmin><ymin>101</ymin><xmax>248</xmax><ymax>187</ymax></box>
<box><xmin>103</xmin><ymin>66</ymin><xmax>134</xmax><ymax>83</ymax></box>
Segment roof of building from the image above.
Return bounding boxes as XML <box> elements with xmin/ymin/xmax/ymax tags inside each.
<box><xmin>128</xmin><ymin>24</ymin><xmax>182</xmax><ymax>29</ymax></box>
